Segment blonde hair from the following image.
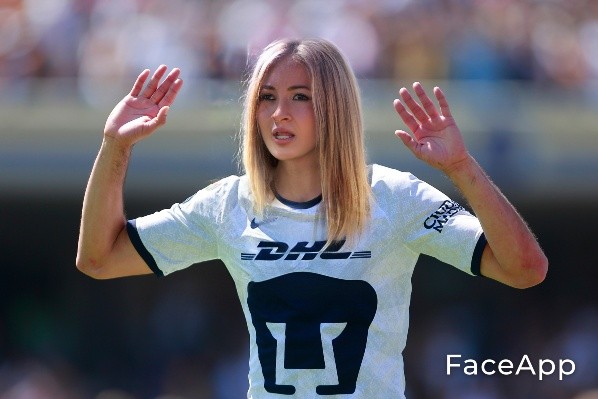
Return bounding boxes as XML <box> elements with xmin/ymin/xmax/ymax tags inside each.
<box><xmin>240</xmin><ymin>38</ymin><xmax>370</xmax><ymax>242</ymax></box>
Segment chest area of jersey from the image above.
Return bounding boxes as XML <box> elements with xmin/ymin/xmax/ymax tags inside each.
<box><xmin>228</xmin><ymin>219</ymin><xmax>375</xmax><ymax>277</ymax></box>
<box><xmin>221</xmin><ymin>212</ymin><xmax>408</xmax><ymax>395</ymax></box>
<box><xmin>241</xmin><ymin>238</ymin><xmax>371</xmax><ymax>262</ymax></box>
<box><xmin>222</xmin><ymin>202</ymin><xmax>401</xmax><ymax>278</ymax></box>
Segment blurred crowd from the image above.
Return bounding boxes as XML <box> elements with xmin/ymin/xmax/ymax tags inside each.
<box><xmin>0</xmin><ymin>0</ymin><xmax>597</xmax><ymax>90</ymax></box>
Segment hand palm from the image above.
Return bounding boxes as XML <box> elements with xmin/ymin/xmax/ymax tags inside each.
<box><xmin>394</xmin><ymin>83</ymin><xmax>468</xmax><ymax>173</ymax></box>
<box><xmin>106</xmin><ymin>96</ymin><xmax>162</xmax><ymax>138</ymax></box>
<box><xmin>104</xmin><ymin>66</ymin><xmax>183</xmax><ymax>146</ymax></box>
<box><xmin>410</xmin><ymin>115</ymin><xmax>465</xmax><ymax>167</ymax></box>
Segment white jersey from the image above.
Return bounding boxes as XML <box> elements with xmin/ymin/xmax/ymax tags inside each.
<box><xmin>127</xmin><ymin>164</ymin><xmax>486</xmax><ymax>398</ymax></box>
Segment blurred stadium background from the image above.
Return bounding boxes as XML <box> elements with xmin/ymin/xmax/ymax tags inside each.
<box><xmin>1</xmin><ymin>0</ymin><xmax>597</xmax><ymax>398</ymax></box>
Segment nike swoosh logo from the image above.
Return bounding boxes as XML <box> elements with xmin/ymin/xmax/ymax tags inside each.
<box><xmin>250</xmin><ymin>216</ymin><xmax>277</xmax><ymax>229</ymax></box>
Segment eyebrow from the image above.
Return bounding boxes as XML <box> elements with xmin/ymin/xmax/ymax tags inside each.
<box><xmin>261</xmin><ymin>84</ymin><xmax>311</xmax><ymax>91</ymax></box>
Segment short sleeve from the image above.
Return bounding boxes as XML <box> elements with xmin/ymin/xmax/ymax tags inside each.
<box><xmin>399</xmin><ymin>175</ymin><xmax>484</xmax><ymax>275</ymax></box>
<box><xmin>127</xmin><ymin>176</ymin><xmax>239</xmax><ymax>276</ymax></box>
<box><xmin>371</xmin><ymin>165</ymin><xmax>485</xmax><ymax>276</ymax></box>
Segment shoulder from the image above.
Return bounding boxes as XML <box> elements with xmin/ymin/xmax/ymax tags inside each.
<box><xmin>368</xmin><ymin>164</ymin><xmax>421</xmax><ymax>195</ymax></box>
<box><xmin>205</xmin><ymin>175</ymin><xmax>242</xmax><ymax>192</ymax></box>
<box><xmin>368</xmin><ymin>164</ymin><xmax>452</xmax><ymax>221</ymax></box>
<box><xmin>183</xmin><ymin>175</ymin><xmax>245</xmax><ymax>212</ymax></box>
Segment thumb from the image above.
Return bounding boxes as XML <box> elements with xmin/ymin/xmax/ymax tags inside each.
<box><xmin>144</xmin><ymin>106</ymin><xmax>170</xmax><ymax>132</ymax></box>
<box><xmin>155</xmin><ymin>105</ymin><xmax>170</xmax><ymax>126</ymax></box>
<box><xmin>395</xmin><ymin>130</ymin><xmax>417</xmax><ymax>154</ymax></box>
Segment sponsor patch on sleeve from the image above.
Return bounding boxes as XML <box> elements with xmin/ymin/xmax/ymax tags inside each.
<box><xmin>423</xmin><ymin>200</ymin><xmax>464</xmax><ymax>233</ymax></box>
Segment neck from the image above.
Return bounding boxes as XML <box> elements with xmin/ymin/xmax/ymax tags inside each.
<box><xmin>273</xmin><ymin>160</ymin><xmax>321</xmax><ymax>202</ymax></box>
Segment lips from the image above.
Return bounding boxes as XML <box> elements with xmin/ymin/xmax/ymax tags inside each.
<box><xmin>272</xmin><ymin>128</ymin><xmax>294</xmax><ymax>141</ymax></box>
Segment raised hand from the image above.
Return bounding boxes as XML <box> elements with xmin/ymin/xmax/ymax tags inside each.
<box><xmin>393</xmin><ymin>82</ymin><xmax>469</xmax><ymax>174</ymax></box>
<box><xmin>104</xmin><ymin>65</ymin><xmax>183</xmax><ymax>146</ymax></box>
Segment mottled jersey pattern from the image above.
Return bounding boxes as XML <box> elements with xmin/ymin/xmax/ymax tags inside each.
<box><xmin>128</xmin><ymin>164</ymin><xmax>485</xmax><ymax>398</ymax></box>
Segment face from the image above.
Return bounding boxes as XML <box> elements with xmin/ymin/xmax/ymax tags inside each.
<box><xmin>257</xmin><ymin>56</ymin><xmax>317</xmax><ymax>168</ymax></box>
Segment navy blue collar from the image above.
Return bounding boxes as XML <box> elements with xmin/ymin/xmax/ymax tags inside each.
<box><xmin>274</xmin><ymin>192</ymin><xmax>323</xmax><ymax>209</ymax></box>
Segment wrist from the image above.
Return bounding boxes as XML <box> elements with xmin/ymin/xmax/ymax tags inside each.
<box><xmin>443</xmin><ymin>154</ymin><xmax>480</xmax><ymax>184</ymax></box>
<box><xmin>102</xmin><ymin>135</ymin><xmax>134</xmax><ymax>154</ymax></box>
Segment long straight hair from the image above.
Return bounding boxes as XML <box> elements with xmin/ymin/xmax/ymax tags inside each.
<box><xmin>240</xmin><ymin>38</ymin><xmax>370</xmax><ymax>242</ymax></box>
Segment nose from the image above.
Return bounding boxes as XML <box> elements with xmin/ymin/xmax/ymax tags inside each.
<box><xmin>272</xmin><ymin>99</ymin><xmax>290</xmax><ymax>122</ymax></box>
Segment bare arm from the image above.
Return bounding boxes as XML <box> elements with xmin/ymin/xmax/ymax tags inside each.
<box><xmin>393</xmin><ymin>83</ymin><xmax>548</xmax><ymax>288</ymax></box>
<box><xmin>76</xmin><ymin>66</ymin><xmax>183</xmax><ymax>279</ymax></box>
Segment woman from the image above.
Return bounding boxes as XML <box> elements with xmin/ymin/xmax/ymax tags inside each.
<box><xmin>77</xmin><ymin>38</ymin><xmax>547</xmax><ymax>397</ymax></box>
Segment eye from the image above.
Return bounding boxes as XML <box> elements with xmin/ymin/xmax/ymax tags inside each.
<box><xmin>293</xmin><ymin>93</ymin><xmax>310</xmax><ymax>101</ymax></box>
<box><xmin>259</xmin><ymin>93</ymin><xmax>275</xmax><ymax>102</ymax></box>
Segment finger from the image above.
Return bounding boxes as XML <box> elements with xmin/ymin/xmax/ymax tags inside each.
<box><xmin>393</xmin><ymin>99</ymin><xmax>419</xmax><ymax>133</ymax></box>
<box><xmin>151</xmin><ymin>68</ymin><xmax>181</xmax><ymax>104</ymax></box>
<box><xmin>130</xmin><ymin>69</ymin><xmax>150</xmax><ymax>97</ymax></box>
<box><xmin>155</xmin><ymin>105</ymin><xmax>170</xmax><ymax>126</ymax></box>
<box><xmin>158</xmin><ymin>78</ymin><xmax>184</xmax><ymax>108</ymax></box>
<box><xmin>399</xmin><ymin>87</ymin><xmax>429</xmax><ymax>123</ymax></box>
<box><xmin>434</xmin><ymin>87</ymin><xmax>453</xmax><ymax>118</ymax></box>
<box><xmin>141</xmin><ymin>65</ymin><xmax>168</xmax><ymax>99</ymax></box>
<box><xmin>413</xmin><ymin>82</ymin><xmax>439</xmax><ymax>118</ymax></box>
<box><xmin>394</xmin><ymin>130</ymin><xmax>419</xmax><ymax>156</ymax></box>
<box><xmin>143</xmin><ymin>106</ymin><xmax>170</xmax><ymax>134</ymax></box>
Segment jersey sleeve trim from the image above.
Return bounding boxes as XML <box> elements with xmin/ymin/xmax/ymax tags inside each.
<box><xmin>470</xmin><ymin>232</ymin><xmax>487</xmax><ymax>276</ymax></box>
<box><xmin>126</xmin><ymin>220</ymin><xmax>164</xmax><ymax>277</ymax></box>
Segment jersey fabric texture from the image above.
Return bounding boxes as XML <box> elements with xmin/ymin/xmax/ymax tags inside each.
<box><xmin>127</xmin><ymin>164</ymin><xmax>486</xmax><ymax>398</ymax></box>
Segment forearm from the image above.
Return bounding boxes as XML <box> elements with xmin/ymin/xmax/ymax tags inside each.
<box><xmin>76</xmin><ymin>137</ymin><xmax>133</xmax><ymax>273</ymax></box>
<box><xmin>445</xmin><ymin>156</ymin><xmax>548</xmax><ymax>286</ymax></box>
